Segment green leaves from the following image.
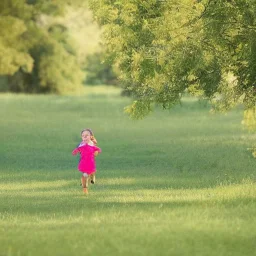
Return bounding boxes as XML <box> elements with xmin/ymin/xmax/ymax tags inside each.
<box><xmin>0</xmin><ymin>16</ymin><xmax>33</xmax><ymax>75</ymax></box>
<box><xmin>37</xmin><ymin>39</ymin><xmax>84</xmax><ymax>94</ymax></box>
<box><xmin>90</xmin><ymin>0</ymin><xmax>256</xmax><ymax>125</ymax></box>
<box><xmin>0</xmin><ymin>0</ymin><xmax>87</xmax><ymax>93</ymax></box>
<box><xmin>89</xmin><ymin>0</ymin><xmax>205</xmax><ymax>117</ymax></box>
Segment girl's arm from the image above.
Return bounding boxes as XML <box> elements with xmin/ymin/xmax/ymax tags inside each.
<box><xmin>91</xmin><ymin>136</ymin><xmax>97</xmax><ymax>145</ymax></box>
<box><xmin>72</xmin><ymin>148</ymin><xmax>80</xmax><ymax>155</ymax></box>
<box><xmin>94</xmin><ymin>146</ymin><xmax>101</xmax><ymax>154</ymax></box>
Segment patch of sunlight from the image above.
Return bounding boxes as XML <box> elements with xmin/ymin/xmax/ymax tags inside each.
<box><xmin>0</xmin><ymin>93</ymin><xmax>32</xmax><ymax>100</ymax></box>
<box><xmin>69</xmin><ymin>85</ymin><xmax>121</xmax><ymax>96</ymax></box>
<box><xmin>0</xmin><ymin>214</ymin><xmax>106</xmax><ymax>227</ymax></box>
<box><xmin>100</xmin><ymin>177</ymin><xmax>136</xmax><ymax>185</ymax></box>
<box><xmin>0</xmin><ymin>180</ymin><xmax>70</xmax><ymax>191</ymax></box>
<box><xmin>96</xmin><ymin>183</ymin><xmax>256</xmax><ymax>203</ymax></box>
<box><xmin>214</xmin><ymin>181</ymin><xmax>256</xmax><ymax>198</ymax></box>
<box><xmin>176</xmin><ymin>134</ymin><xmax>245</xmax><ymax>143</ymax></box>
<box><xmin>181</xmin><ymin>96</ymin><xmax>200</xmax><ymax>103</ymax></box>
<box><xmin>4</xmin><ymin>190</ymin><xmax>79</xmax><ymax>198</ymax></box>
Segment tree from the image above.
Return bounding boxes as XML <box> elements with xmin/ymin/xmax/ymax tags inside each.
<box><xmin>0</xmin><ymin>0</ymin><xmax>84</xmax><ymax>94</ymax></box>
<box><xmin>0</xmin><ymin>2</ymin><xmax>33</xmax><ymax>75</ymax></box>
<box><xmin>89</xmin><ymin>0</ymin><xmax>256</xmax><ymax>129</ymax></box>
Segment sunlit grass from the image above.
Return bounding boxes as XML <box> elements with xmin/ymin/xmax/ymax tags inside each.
<box><xmin>0</xmin><ymin>91</ymin><xmax>256</xmax><ymax>256</ymax></box>
<box><xmin>65</xmin><ymin>84</ymin><xmax>122</xmax><ymax>96</ymax></box>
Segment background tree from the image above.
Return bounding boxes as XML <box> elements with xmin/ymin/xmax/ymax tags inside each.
<box><xmin>0</xmin><ymin>0</ymin><xmax>85</xmax><ymax>94</ymax></box>
<box><xmin>0</xmin><ymin>2</ymin><xmax>33</xmax><ymax>75</ymax></box>
<box><xmin>84</xmin><ymin>51</ymin><xmax>118</xmax><ymax>85</ymax></box>
<box><xmin>89</xmin><ymin>0</ymin><xmax>256</xmax><ymax>129</ymax></box>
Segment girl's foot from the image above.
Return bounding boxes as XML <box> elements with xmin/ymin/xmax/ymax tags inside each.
<box><xmin>83</xmin><ymin>188</ymin><xmax>88</xmax><ymax>194</ymax></box>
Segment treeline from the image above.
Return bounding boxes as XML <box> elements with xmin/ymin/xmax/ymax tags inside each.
<box><xmin>0</xmin><ymin>0</ymin><xmax>116</xmax><ymax>94</ymax></box>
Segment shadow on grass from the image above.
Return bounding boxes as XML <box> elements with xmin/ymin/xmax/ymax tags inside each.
<box><xmin>1</xmin><ymin>138</ymin><xmax>256</xmax><ymax>182</ymax></box>
<box><xmin>1</xmin><ymin>192</ymin><xmax>255</xmax><ymax>216</ymax></box>
<box><xmin>0</xmin><ymin>171</ymin><xmax>254</xmax><ymax>191</ymax></box>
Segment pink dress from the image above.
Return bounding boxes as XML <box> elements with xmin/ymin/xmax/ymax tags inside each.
<box><xmin>72</xmin><ymin>144</ymin><xmax>101</xmax><ymax>174</ymax></box>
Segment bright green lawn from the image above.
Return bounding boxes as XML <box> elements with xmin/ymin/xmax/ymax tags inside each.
<box><xmin>0</xmin><ymin>89</ymin><xmax>256</xmax><ymax>256</ymax></box>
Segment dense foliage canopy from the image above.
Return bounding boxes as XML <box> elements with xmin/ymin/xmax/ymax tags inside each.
<box><xmin>89</xmin><ymin>0</ymin><xmax>256</xmax><ymax>129</ymax></box>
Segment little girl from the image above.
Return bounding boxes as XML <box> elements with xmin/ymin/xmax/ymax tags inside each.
<box><xmin>72</xmin><ymin>129</ymin><xmax>101</xmax><ymax>194</ymax></box>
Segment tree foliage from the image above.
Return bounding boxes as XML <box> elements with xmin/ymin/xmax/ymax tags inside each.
<box><xmin>0</xmin><ymin>15</ymin><xmax>33</xmax><ymax>75</ymax></box>
<box><xmin>89</xmin><ymin>0</ymin><xmax>256</xmax><ymax>128</ymax></box>
<box><xmin>0</xmin><ymin>0</ymin><xmax>84</xmax><ymax>94</ymax></box>
<box><xmin>84</xmin><ymin>51</ymin><xmax>118</xmax><ymax>85</ymax></box>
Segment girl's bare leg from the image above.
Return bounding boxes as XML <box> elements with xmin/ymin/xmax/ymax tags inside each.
<box><xmin>81</xmin><ymin>176</ymin><xmax>86</xmax><ymax>188</ymax></box>
<box><xmin>91</xmin><ymin>173</ymin><xmax>96</xmax><ymax>184</ymax></box>
<box><xmin>81</xmin><ymin>174</ymin><xmax>89</xmax><ymax>194</ymax></box>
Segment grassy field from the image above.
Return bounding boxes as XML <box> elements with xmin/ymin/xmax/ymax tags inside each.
<box><xmin>0</xmin><ymin>88</ymin><xmax>256</xmax><ymax>256</ymax></box>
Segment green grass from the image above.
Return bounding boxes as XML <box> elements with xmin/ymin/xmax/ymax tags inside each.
<box><xmin>0</xmin><ymin>89</ymin><xmax>256</xmax><ymax>256</ymax></box>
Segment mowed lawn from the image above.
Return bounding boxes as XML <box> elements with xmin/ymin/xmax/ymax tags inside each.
<box><xmin>0</xmin><ymin>88</ymin><xmax>255</xmax><ymax>256</ymax></box>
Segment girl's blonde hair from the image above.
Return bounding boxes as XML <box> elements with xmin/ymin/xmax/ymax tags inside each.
<box><xmin>81</xmin><ymin>128</ymin><xmax>97</xmax><ymax>145</ymax></box>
